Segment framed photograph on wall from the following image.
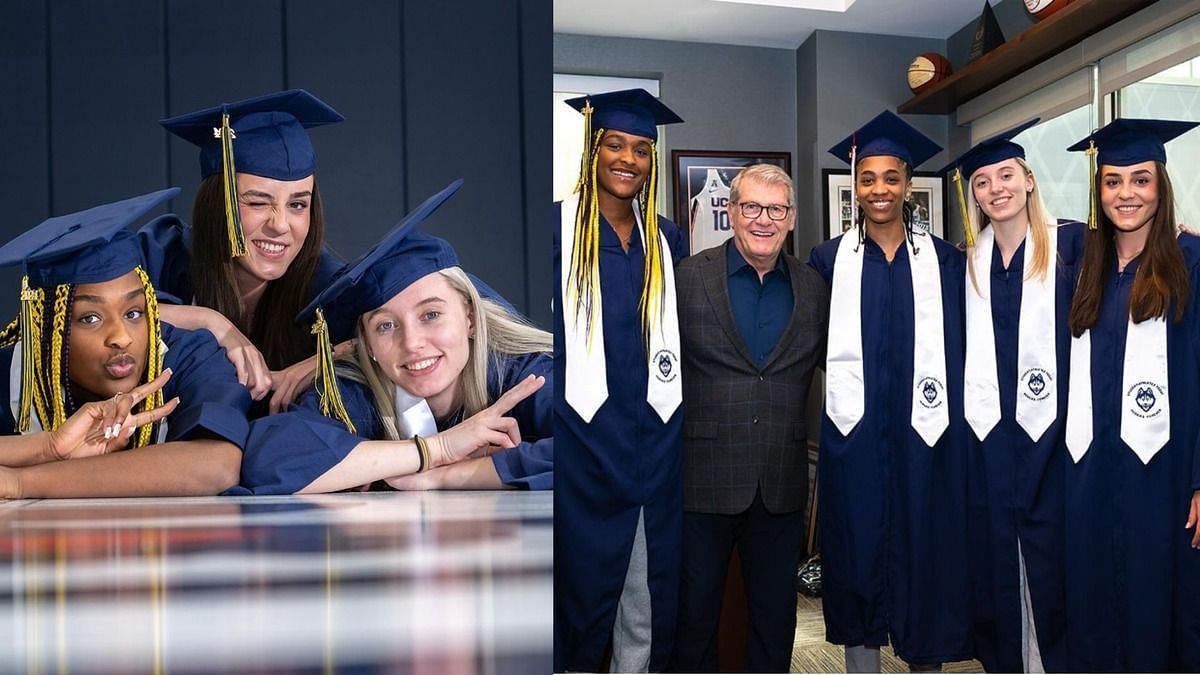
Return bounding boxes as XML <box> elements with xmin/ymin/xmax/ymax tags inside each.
<box><xmin>822</xmin><ymin>169</ymin><xmax>945</xmax><ymax>241</ymax></box>
<box><xmin>672</xmin><ymin>150</ymin><xmax>792</xmax><ymax>255</ymax></box>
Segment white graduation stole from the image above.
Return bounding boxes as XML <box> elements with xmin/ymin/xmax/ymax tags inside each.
<box><xmin>392</xmin><ymin>385</ymin><xmax>438</xmax><ymax>438</ymax></box>
<box><xmin>964</xmin><ymin>225</ymin><xmax>1058</xmax><ymax>442</ymax></box>
<box><xmin>826</xmin><ymin>227</ymin><xmax>949</xmax><ymax>446</ymax></box>
<box><xmin>10</xmin><ymin>339</ymin><xmax>171</xmax><ymax>442</ymax></box>
<box><xmin>1065</xmin><ymin>312</ymin><xmax>1170</xmax><ymax>465</ymax></box>
<box><xmin>560</xmin><ymin>193</ymin><xmax>682</xmax><ymax>423</ymax></box>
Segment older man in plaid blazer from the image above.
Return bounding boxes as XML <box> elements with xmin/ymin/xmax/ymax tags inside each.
<box><xmin>671</xmin><ymin>164</ymin><xmax>828</xmax><ymax>673</ymax></box>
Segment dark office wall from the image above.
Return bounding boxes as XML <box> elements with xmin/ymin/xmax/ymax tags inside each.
<box><xmin>0</xmin><ymin>0</ymin><xmax>551</xmax><ymax>328</ymax></box>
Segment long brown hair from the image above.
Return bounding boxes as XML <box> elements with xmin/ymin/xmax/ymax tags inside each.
<box><xmin>1068</xmin><ymin>162</ymin><xmax>1187</xmax><ymax>336</ymax></box>
<box><xmin>190</xmin><ymin>173</ymin><xmax>326</xmax><ymax>369</ymax></box>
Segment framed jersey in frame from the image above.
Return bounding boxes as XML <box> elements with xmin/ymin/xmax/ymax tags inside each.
<box><xmin>671</xmin><ymin>150</ymin><xmax>792</xmax><ymax>256</ymax></box>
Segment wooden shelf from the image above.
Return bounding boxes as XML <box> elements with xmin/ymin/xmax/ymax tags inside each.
<box><xmin>898</xmin><ymin>0</ymin><xmax>1158</xmax><ymax>115</ymax></box>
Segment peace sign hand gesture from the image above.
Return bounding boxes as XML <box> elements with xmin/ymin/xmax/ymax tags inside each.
<box><xmin>44</xmin><ymin>369</ymin><xmax>180</xmax><ymax>461</ymax></box>
<box><xmin>426</xmin><ymin>374</ymin><xmax>545</xmax><ymax>469</ymax></box>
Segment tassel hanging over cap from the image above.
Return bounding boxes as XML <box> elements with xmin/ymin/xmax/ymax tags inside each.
<box><xmin>16</xmin><ymin>277</ymin><xmax>46</xmax><ymax>433</ymax></box>
<box><xmin>1085</xmin><ymin>140</ymin><xmax>1098</xmax><ymax>231</ymax></box>
<box><xmin>215</xmin><ymin>111</ymin><xmax>248</xmax><ymax>257</ymax></box>
<box><xmin>952</xmin><ymin>167</ymin><xmax>975</xmax><ymax>248</ymax></box>
<box><xmin>311</xmin><ymin>308</ymin><xmax>356</xmax><ymax>434</ymax></box>
<box><xmin>134</xmin><ymin>267</ymin><xmax>163</xmax><ymax>448</ymax></box>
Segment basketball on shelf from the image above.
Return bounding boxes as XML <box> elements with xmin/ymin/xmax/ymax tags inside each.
<box><xmin>1025</xmin><ymin>0</ymin><xmax>1072</xmax><ymax>21</ymax></box>
<box><xmin>907</xmin><ymin>53</ymin><xmax>952</xmax><ymax>94</ymax></box>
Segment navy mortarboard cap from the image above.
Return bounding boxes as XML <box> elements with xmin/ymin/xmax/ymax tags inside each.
<box><xmin>299</xmin><ymin>179</ymin><xmax>464</xmax><ymax>341</ymax></box>
<box><xmin>564</xmin><ymin>88</ymin><xmax>683</xmax><ymax>141</ymax></box>
<box><xmin>942</xmin><ymin>118</ymin><xmax>1039</xmax><ymax>179</ymax></box>
<box><xmin>160</xmin><ymin>90</ymin><xmax>343</xmax><ymax>181</ymax></box>
<box><xmin>300</xmin><ymin>179</ymin><xmax>463</xmax><ymax>434</ymax></box>
<box><xmin>161</xmin><ymin>90</ymin><xmax>341</xmax><ymax>259</ymax></box>
<box><xmin>1067</xmin><ymin>117</ymin><xmax>1199</xmax><ymax>167</ymax></box>
<box><xmin>0</xmin><ymin>188</ymin><xmax>180</xmax><ymax>289</ymax></box>
<box><xmin>828</xmin><ymin>110</ymin><xmax>942</xmax><ymax>169</ymax></box>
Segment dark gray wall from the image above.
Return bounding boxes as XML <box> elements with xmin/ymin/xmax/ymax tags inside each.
<box><xmin>0</xmin><ymin>0</ymin><xmax>551</xmax><ymax>329</ymax></box>
<box><xmin>554</xmin><ymin>32</ymin><xmax>798</xmax><ymax>238</ymax></box>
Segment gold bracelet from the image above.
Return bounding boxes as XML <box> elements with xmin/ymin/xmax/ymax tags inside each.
<box><xmin>412</xmin><ymin>434</ymin><xmax>431</xmax><ymax>473</ymax></box>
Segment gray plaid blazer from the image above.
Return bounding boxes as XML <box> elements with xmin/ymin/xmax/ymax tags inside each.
<box><xmin>676</xmin><ymin>240</ymin><xmax>828</xmax><ymax>515</ymax></box>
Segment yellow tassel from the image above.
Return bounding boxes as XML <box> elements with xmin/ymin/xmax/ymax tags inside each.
<box><xmin>952</xmin><ymin>168</ymin><xmax>975</xmax><ymax>248</ymax></box>
<box><xmin>47</xmin><ymin>284</ymin><xmax>73</xmax><ymax>430</ymax></box>
<box><xmin>572</xmin><ymin>100</ymin><xmax>594</xmax><ymax>194</ymax></box>
<box><xmin>1085</xmin><ymin>140</ymin><xmax>1099</xmax><ymax>231</ymax></box>
<box><xmin>16</xmin><ymin>278</ymin><xmax>43</xmax><ymax>433</ymax></box>
<box><xmin>218</xmin><ymin>112</ymin><xmax>248</xmax><ymax>257</ymax></box>
<box><xmin>637</xmin><ymin>142</ymin><xmax>665</xmax><ymax>347</ymax></box>
<box><xmin>311</xmin><ymin>308</ymin><xmax>356</xmax><ymax>434</ymax></box>
<box><xmin>134</xmin><ymin>267</ymin><xmax>163</xmax><ymax>448</ymax></box>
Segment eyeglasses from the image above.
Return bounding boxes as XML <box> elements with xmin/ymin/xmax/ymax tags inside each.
<box><xmin>736</xmin><ymin>202</ymin><xmax>792</xmax><ymax>221</ymax></box>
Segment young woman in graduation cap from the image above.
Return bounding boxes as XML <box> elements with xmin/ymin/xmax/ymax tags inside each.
<box><xmin>554</xmin><ymin>88</ymin><xmax>687</xmax><ymax>673</ymax></box>
<box><xmin>808</xmin><ymin>110</ymin><xmax>970</xmax><ymax>672</ymax></box>
<box><xmin>238</xmin><ymin>180</ymin><xmax>551</xmax><ymax>494</ymax></box>
<box><xmin>146</xmin><ymin>90</ymin><xmax>346</xmax><ymax>410</ymax></box>
<box><xmin>0</xmin><ymin>189</ymin><xmax>252</xmax><ymax>498</ymax></box>
<box><xmin>1062</xmin><ymin>118</ymin><xmax>1200</xmax><ymax>672</ymax></box>
<box><xmin>946</xmin><ymin>119</ymin><xmax>1083</xmax><ymax>672</ymax></box>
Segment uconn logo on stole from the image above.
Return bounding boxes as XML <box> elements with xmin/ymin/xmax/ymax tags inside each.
<box><xmin>1127</xmin><ymin>380</ymin><xmax>1165</xmax><ymax>418</ymax></box>
<box><xmin>1021</xmin><ymin>368</ymin><xmax>1052</xmax><ymax>401</ymax></box>
<box><xmin>654</xmin><ymin>349</ymin><xmax>679</xmax><ymax>383</ymax></box>
<box><xmin>916</xmin><ymin>376</ymin><xmax>946</xmax><ymax>409</ymax></box>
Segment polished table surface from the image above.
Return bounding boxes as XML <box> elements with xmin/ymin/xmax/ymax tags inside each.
<box><xmin>0</xmin><ymin>490</ymin><xmax>552</xmax><ymax>674</ymax></box>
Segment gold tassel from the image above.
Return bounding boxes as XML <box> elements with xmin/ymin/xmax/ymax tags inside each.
<box><xmin>952</xmin><ymin>168</ymin><xmax>975</xmax><ymax>248</ymax></box>
<box><xmin>47</xmin><ymin>284</ymin><xmax>71</xmax><ymax>430</ymax></box>
<box><xmin>311</xmin><ymin>308</ymin><xmax>356</xmax><ymax>434</ymax></box>
<box><xmin>16</xmin><ymin>278</ymin><xmax>44</xmax><ymax>433</ymax></box>
<box><xmin>637</xmin><ymin>142</ymin><xmax>665</xmax><ymax>347</ymax></box>
<box><xmin>1085</xmin><ymin>140</ymin><xmax>1099</xmax><ymax>231</ymax></box>
<box><xmin>134</xmin><ymin>267</ymin><xmax>163</xmax><ymax>448</ymax></box>
<box><xmin>572</xmin><ymin>100</ymin><xmax>594</xmax><ymax>194</ymax></box>
<box><xmin>217</xmin><ymin>112</ymin><xmax>248</xmax><ymax>257</ymax></box>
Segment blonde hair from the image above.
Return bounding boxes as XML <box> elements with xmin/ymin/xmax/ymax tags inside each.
<box><xmin>334</xmin><ymin>267</ymin><xmax>551</xmax><ymax>440</ymax></box>
<box><xmin>965</xmin><ymin>158</ymin><xmax>1055</xmax><ymax>294</ymax></box>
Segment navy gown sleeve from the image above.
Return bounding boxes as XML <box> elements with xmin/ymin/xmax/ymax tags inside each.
<box><xmin>160</xmin><ymin>323</ymin><xmax>252</xmax><ymax>446</ymax></box>
<box><xmin>807</xmin><ymin>237</ymin><xmax>839</xmax><ymax>284</ymax></box>
<box><xmin>137</xmin><ymin>214</ymin><xmax>191</xmax><ymax>304</ymax></box>
<box><xmin>240</xmin><ymin>376</ymin><xmax>382</xmax><ymax>494</ymax></box>
<box><xmin>488</xmin><ymin>351</ymin><xmax>553</xmax><ymax>490</ymax></box>
<box><xmin>661</xmin><ymin>216</ymin><xmax>688</xmax><ymax>267</ymax></box>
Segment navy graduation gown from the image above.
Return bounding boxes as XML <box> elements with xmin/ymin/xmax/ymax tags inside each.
<box><xmin>238</xmin><ymin>351</ymin><xmax>553</xmax><ymax>494</ymax></box>
<box><xmin>966</xmin><ymin>221</ymin><xmax>1083</xmax><ymax>672</ymax></box>
<box><xmin>1063</xmin><ymin>233</ymin><xmax>1200</xmax><ymax>672</ymax></box>
<box><xmin>0</xmin><ymin>323</ymin><xmax>251</xmax><ymax>447</ymax></box>
<box><xmin>808</xmin><ymin>232</ymin><xmax>971</xmax><ymax>664</ymax></box>
<box><xmin>553</xmin><ymin>202</ymin><xmax>687</xmax><ymax>672</ymax></box>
